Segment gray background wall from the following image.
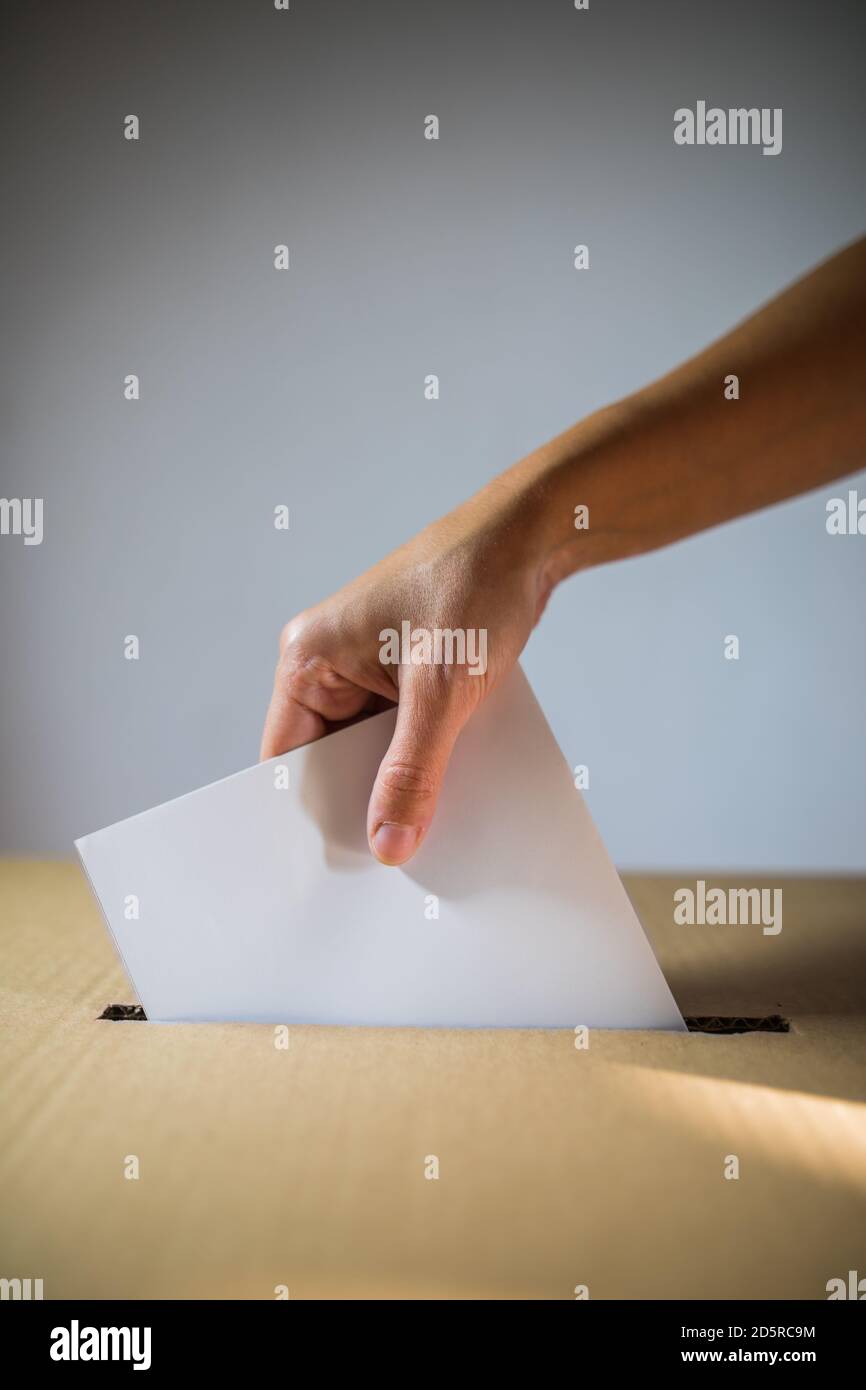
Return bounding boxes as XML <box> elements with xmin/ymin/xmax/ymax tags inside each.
<box><xmin>2</xmin><ymin>0</ymin><xmax>864</xmax><ymax>869</ymax></box>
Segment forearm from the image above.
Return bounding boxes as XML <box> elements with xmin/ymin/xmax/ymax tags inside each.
<box><xmin>496</xmin><ymin>235</ymin><xmax>866</xmax><ymax>592</ymax></box>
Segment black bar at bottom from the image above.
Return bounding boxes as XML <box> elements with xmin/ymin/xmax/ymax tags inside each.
<box><xmin>2</xmin><ymin>1298</ymin><xmax>860</xmax><ymax>1372</ymax></box>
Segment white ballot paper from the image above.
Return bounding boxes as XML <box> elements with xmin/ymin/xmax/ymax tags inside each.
<box><xmin>76</xmin><ymin>666</ymin><xmax>685</xmax><ymax>1029</ymax></box>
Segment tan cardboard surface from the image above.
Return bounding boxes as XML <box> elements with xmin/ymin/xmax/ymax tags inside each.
<box><xmin>1</xmin><ymin>860</ymin><xmax>865</xmax><ymax>1299</ymax></box>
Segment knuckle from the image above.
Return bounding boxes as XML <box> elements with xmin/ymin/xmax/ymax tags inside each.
<box><xmin>380</xmin><ymin>760</ymin><xmax>437</xmax><ymax>801</ymax></box>
<box><xmin>298</xmin><ymin>653</ymin><xmax>343</xmax><ymax>689</ymax></box>
<box><xmin>276</xmin><ymin>618</ymin><xmax>331</xmax><ymax>688</ymax></box>
<box><xmin>278</xmin><ymin>617</ymin><xmax>306</xmax><ymax>655</ymax></box>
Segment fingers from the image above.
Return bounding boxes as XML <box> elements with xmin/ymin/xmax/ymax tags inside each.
<box><xmin>260</xmin><ymin>686</ymin><xmax>327</xmax><ymax>760</ymax></box>
<box><xmin>260</xmin><ymin>648</ymin><xmax>375</xmax><ymax>759</ymax></box>
<box><xmin>261</xmin><ymin>619</ymin><xmax>479</xmax><ymax>868</ymax></box>
<box><xmin>367</xmin><ymin>670</ymin><xmax>471</xmax><ymax>867</ymax></box>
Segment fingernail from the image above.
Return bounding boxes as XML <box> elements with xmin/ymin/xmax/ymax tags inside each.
<box><xmin>372</xmin><ymin>822</ymin><xmax>420</xmax><ymax>866</ymax></box>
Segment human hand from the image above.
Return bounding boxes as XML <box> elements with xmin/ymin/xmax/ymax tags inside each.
<box><xmin>261</xmin><ymin>490</ymin><xmax>550</xmax><ymax>866</ymax></box>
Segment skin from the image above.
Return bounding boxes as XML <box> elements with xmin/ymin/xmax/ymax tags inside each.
<box><xmin>261</xmin><ymin>234</ymin><xmax>866</xmax><ymax>866</ymax></box>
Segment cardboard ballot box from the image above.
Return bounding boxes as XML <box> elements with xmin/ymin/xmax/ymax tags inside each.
<box><xmin>1</xmin><ymin>861</ymin><xmax>865</xmax><ymax>1300</ymax></box>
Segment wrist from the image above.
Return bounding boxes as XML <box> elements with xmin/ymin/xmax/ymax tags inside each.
<box><xmin>506</xmin><ymin>397</ymin><xmax>644</xmax><ymax>596</ymax></box>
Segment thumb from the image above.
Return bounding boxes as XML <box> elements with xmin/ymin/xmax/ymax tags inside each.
<box><xmin>367</xmin><ymin>671</ymin><xmax>469</xmax><ymax>866</ymax></box>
